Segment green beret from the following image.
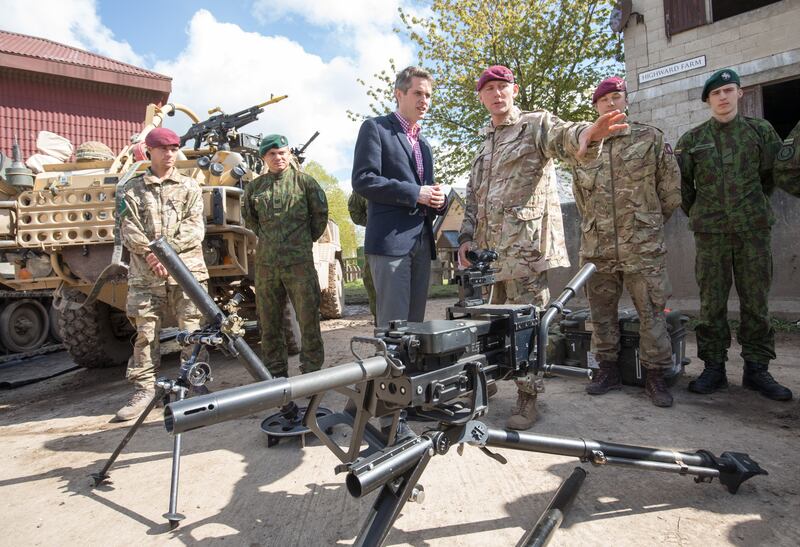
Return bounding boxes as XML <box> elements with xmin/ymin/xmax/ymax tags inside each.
<box><xmin>259</xmin><ymin>134</ymin><xmax>289</xmax><ymax>156</ymax></box>
<box><xmin>702</xmin><ymin>68</ymin><xmax>740</xmax><ymax>102</ymax></box>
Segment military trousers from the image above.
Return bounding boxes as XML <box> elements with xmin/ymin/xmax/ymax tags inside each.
<box><xmin>126</xmin><ymin>283</ymin><xmax>206</xmax><ymax>390</ymax></box>
<box><xmin>255</xmin><ymin>260</ymin><xmax>324</xmax><ymax>376</ymax></box>
<box><xmin>587</xmin><ymin>268</ymin><xmax>673</xmax><ymax>370</ymax></box>
<box><xmin>694</xmin><ymin>229</ymin><xmax>775</xmax><ymax>365</ymax></box>
<box><xmin>488</xmin><ymin>271</ymin><xmax>550</xmax><ymax>308</ymax></box>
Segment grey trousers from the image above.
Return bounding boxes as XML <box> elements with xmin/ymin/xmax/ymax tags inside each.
<box><xmin>368</xmin><ymin>235</ymin><xmax>432</xmax><ymax>329</ymax></box>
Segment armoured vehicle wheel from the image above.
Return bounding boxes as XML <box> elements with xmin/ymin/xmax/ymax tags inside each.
<box><xmin>319</xmin><ymin>260</ymin><xmax>345</xmax><ymax>320</ymax></box>
<box><xmin>0</xmin><ymin>299</ymin><xmax>50</xmax><ymax>352</ymax></box>
<box><xmin>58</xmin><ymin>289</ymin><xmax>134</xmax><ymax>368</ymax></box>
<box><xmin>48</xmin><ymin>305</ymin><xmax>64</xmax><ymax>343</ymax></box>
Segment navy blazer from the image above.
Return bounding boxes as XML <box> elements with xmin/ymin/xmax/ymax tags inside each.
<box><xmin>352</xmin><ymin>113</ymin><xmax>440</xmax><ymax>258</ymax></box>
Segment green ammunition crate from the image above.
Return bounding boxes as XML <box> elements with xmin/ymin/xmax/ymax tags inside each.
<box><xmin>556</xmin><ymin>308</ymin><xmax>690</xmax><ymax>386</ymax></box>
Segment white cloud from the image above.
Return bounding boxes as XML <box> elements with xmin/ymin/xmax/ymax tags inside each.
<box><xmin>154</xmin><ymin>9</ymin><xmax>415</xmax><ymax>186</ymax></box>
<box><xmin>254</xmin><ymin>0</ymin><xmax>402</xmax><ymax>28</ymax></box>
<box><xmin>0</xmin><ymin>0</ymin><xmax>143</xmax><ymax>66</ymax></box>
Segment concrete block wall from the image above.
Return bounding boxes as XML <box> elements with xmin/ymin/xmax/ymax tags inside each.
<box><xmin>548</xmin><ymin>194</ymin><xmax>800</xmax><ymax>305</ymax></box>
<box><xmin>621</xmin><ymin>0</ymin><xmax>800</xmax><ymax>144</ymax></box>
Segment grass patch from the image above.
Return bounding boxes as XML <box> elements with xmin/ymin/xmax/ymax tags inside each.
<box><xmin>345</xmin><ymin>280</ymin><xmax>459</xmax><ymax>305</ymax></box>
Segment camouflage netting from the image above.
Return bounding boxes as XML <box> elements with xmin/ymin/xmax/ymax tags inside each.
<box><xmin>75</xmin><ymin>141</ymin><xmax>115</xmax><ymax>162</ymax></box>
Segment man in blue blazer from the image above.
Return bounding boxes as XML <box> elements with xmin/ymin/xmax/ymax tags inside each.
<box><xmin>352</xmin><ymin>66</ymin><xmax>446</xmax><ymax>329</ymax></box>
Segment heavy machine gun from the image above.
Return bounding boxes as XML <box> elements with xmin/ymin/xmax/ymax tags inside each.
<box><xmin>152</xmin><ymin>240</ymin><xmax>767</xmax><ymax>545</ymax></box>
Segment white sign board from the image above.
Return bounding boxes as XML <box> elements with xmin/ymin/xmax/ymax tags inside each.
<box><xmin>638</xmin><ymin>55</ymin><xmax>706</xmax><ymax>84</ymax></box>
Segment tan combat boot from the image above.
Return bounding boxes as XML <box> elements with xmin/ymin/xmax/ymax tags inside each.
<box><xmin>114</xmin><ymin>386</ymin><xmax>156</xmax><ymax>422</ymax></box>
<box><xmin>645</xmin><ymin>370</ymin><xmax>673</xmax><ymax>408</ymax></box>
<box><xmin>506</xmin><ymin>388</ymin><xmax>538</xmax><ymax>430</ymax></box>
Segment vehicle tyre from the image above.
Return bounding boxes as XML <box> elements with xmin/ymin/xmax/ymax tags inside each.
<box><xmin>0</xmin><ymin>299</ymin><xmax>50</xmax><ymax>352</ymax></box>
<box><xmin>48</xmin><ymin>304</ymin><xmax>63</xmax><ymax>343</ymax></box>
<box><xmin>58</xmin><ymin>288</ymin><xmax>134</xmax><ymax>368</ymax></box>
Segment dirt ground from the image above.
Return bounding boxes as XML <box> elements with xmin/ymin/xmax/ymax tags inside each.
<box><xmin>1</xmin><ymin>299</ymin><xmax>798</xmax><ymax>547</ymax></box>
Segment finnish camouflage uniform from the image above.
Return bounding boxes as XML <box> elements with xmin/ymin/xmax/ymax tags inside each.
<box><xmin>676</xmin><ymin>115</ymin><xmax>782</xmax><ymax>365</ymax></box>
<box><xmin>120</xmin><ymin>168</ymin><xmax>208</xmax><ymax>390</ymax></box>
<box><xmin>571</xmin><ymin>122</ymin><xmax>681</xmax><ymax>371</ymax></box>
<box><xmin>347</xmin><ymin>192</ymin><xmax>377</xmax><ymax>319</ymax></box>
<box><xmin>459</xmin><ymin>106</ymin><xmax>588</xmax><ymax>395</ymax></box>
<box><xmin>774</xmin><ymin>120</ymin><xmax>800</xmax><ymax>198</ymax></box>
<box><xmin>242</xmin><ymin>165</ymin><xmax>328</xmax><ymax>377</ymax></box>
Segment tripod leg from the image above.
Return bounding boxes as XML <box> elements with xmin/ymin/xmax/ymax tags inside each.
<box><xmin>163</xmin><ymin>387</ymin><xmax>187</xmax><ymax>529</ymax></box>
<box><xmin>91</xmin><ymin>389</ymin><xmax>163</xmax><ymax>486</ymax></box>
<box><xmin>522</xmin><ymin>467</ymin><xmax>587</xmax><ymax>547</ymax></box>
<box><xmin>353</xmin><ymin>449</ymin><xmax>432</xmax><ymax>547</ymax></box>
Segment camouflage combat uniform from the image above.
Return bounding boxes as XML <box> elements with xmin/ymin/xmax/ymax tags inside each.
<box><xmin>458</xmin><ymin>106</ymin><xmax>574</xmax><ymax>311</ymax></box>
<box><xmin>347</xmin><ymin>192</ymin><xmax>376</xmax><ymax>320</ymax></box>
<box><xmin>243</xmin><ymin>165</ymin><xmax>328</xmax><ymax>377</ymax></box>
<box><xmin>572</xmin><ymin>122</ymin><xmax>681</xmax><ymax>372</ymax></box>
<box><xmin>120</xmin><ymin>168</ymin><xmax>209</xmax><ymax>390</ymax></box>
<box><xmin>774</xmin><ymin>120</ymin><xmax>800</xmax><ymax>198</ymax></box>
<box><xmin>676</xmin><ymin>114</ymin><xmax>782</xmax><ymax>365</ymax></box>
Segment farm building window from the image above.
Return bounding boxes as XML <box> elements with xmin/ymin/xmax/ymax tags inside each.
<box><xmin>711</xmin><ymin>0</ymin><xmax>782</xmax><ymax>22</ymax></box>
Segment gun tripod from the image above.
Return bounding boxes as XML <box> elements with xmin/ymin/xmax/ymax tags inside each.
<box><xmin>91</xmin><ymin>342</ymin><xmax>212</xmax><ymax>529</ymax></box>
<box><xmin>344</xmin><ymin>416</ymin><xmax>767</xmax><ymax>547</ymax></box>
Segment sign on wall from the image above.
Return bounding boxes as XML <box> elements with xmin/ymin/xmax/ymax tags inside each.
<box><xmin>638</xmin><ymin>55</ymin><xmax>706</xmax><ymax>84</ymax></box>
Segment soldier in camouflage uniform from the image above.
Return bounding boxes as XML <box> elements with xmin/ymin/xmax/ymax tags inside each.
<box><xmin>774</xmin><ymin>120</ymin><xmax>800</xmax><ymax>198</ymax></box>
<box><xmin>457</xmin><ymin>65</ymin><xmax>628</xmax><ymax>429</ymax></box>
<box><xmin>243</xmin><ymin>134</ymin><xmax>328</xmax><ymax>377</ymax></box>
<box><xmin>347</xmin><ymin>192</ymin><xmax>377</xmax><ymax>322</ymax></box>
<box><xmin>676</xmin><ymin>68</ymin><xmax>792</xmax><ymax>401</ymax></box>
<box><xmin>116</xmin><ymin>127</ymin><xmax>209</xmax><ymax>421</ymax></box>
<box><xmin>572</xmin><ymin>77</ymin><xmax>681</xmax><ymax>407</ymax></box>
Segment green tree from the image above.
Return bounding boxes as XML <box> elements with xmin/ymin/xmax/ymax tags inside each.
<box><xmin>303</xmin><ymin>161</ymin><xmax>358</xmax><ymax>257</ymax></box>
<box><xmin>352</xmin><ymin>0</ymin><xmax>623</xmax><ymax>183</ymax></box>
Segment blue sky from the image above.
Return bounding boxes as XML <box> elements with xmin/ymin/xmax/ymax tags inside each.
<box><xmin>1</xmin><ymin>0</ymin><xmax>429</xmax><ymax>186</ymax></box>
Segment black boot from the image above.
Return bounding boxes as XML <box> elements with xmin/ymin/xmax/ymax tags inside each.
<box><xmin>688</xmin><ymin>362</ymin><xmax>728</xmax><ymax>394</ymax></box>
<box><xmin>742</xmin><ymin>361</ymin><xmax>793</xmax><ymax>401</ymax></box>
<box><xmin>586</xmin><ymin>360</ymin><xmax>622</xmax><ymax>395</ymax></box>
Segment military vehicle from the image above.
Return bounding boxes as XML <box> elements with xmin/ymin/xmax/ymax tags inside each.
<box><xmin>0</xmin><ymin>98</ymin><xmax>344</xmax><ymax>368</ymax></box>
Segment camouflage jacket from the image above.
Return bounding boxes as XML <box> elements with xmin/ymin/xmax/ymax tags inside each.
<box><xmin>348</xmin><ymin>191</ymin><xmax>368</xmax><ymax>227</ymax></box>
<box><xmin>458</xmin><ymin>107</ymin><xmax>589</xmax><ymax>281</ymax></box>
<box><xmin>120</xmin><ymin>168</ymin><xmax>208</xmax><ymax>287</ymax></box>
<box><xmin>571</xmin><ymin>122</ymin><xmax>681</xmax><ymax>273</ymax></box>
<box><xmin>242</xmin><ymin>165</ymin><xmax>328</xmax><ymax>266</ymax></box>
<box><xmin>774</xmin><ymin>120</ymin><xmax>800</xmax><ymax>198</ymax></box>
<box><xmin>676</xmin><ymin>114</ymin><xmax>782</xmax><ymax>233</ymax></box>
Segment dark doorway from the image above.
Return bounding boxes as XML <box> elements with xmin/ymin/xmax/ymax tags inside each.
<box><xmin>711</xmin><ymin>0</ymin><xmax>781</xmax><ymax>22</ymax></box>
<box><xmin>762</xmin><ymin>78</ymin><xmax>800</xmax><ymax>139</ymax></box>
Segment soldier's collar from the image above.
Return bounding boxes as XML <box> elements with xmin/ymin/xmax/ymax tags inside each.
<box><xmin>482</xmin><ymin>106</ymin><xmax>522</xmax><ymax>135</ymax></box>
<box><xmin>143</xmin><ymin>167</ymin><xmax>177</xmax><ymax>185</ymax></box>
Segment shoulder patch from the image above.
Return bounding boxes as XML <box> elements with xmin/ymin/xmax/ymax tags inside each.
<box><xmin>777</xmin><ymin>143</ymin><xmax>795</xmax><ymax>162</ymax></box>
<box><xmin>664</xmin><ymin>143</ymin><xmax>673</xmax><ymax>155</ymax></box>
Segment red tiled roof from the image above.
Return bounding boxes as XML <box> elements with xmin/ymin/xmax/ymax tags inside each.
<box><xmin>0</xmin><ymin>29</ymin><xmax>171</xmax><ymax>93</ymax></box>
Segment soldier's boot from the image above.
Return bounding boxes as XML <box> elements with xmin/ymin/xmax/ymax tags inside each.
<box><xmin>644</xmin><ymin>369</ymin><xmax>673</xmax><ymax>408</ymax></box>
<box><xmin>688</xmin><ymin>362</ymin><xmax>728</xmax><ymax>394</ymax></box>
<box><xmin>586</xmin><ymin>360</ymin><xmax>622</xmax><ymax>395</ymax></box>
<box><xmin>506</xmin><ymin>389</ymin><xmax>538</xmax><ymax>430</ymax></box>
<box><xmin>742</xmin><ymin>361</ymin><xmax>793</xmax><ymax>401</ymax></box>
<box><xmin>114</xmin><ymin>385</ymin><xmax>156</xmax><ymax>422</ymax></box>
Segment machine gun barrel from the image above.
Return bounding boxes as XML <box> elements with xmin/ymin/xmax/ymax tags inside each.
<box><xmin>164</xmin><ymin>356</ymin><xmax>391</xmax><ymax>434</ymax></box>
<box><xmin>148</xmin><ymin>237</ymin><xmax>271</xmax><ymax>382</ymax></box>
<box><xmin>535</xmin><ymin>263</ymin><xmax>596</xmax><ymax>373</ymax></box>
<box><xmin>346</xmin><ymin>436</ymin><xmax>434</xmax><ymax>498</ymax></box>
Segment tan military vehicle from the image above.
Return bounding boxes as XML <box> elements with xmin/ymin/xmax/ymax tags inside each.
<box><xmin>0</xmin><ymin>98</ymin><xmax>344</xmax><ymax>367</ymax></box>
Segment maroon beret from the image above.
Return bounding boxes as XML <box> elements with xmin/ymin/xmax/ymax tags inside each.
<box><xmin>145</xmin><ymin>127</ymin><xmax>180</xmax><ymax>148</ymax></box>
<box><xmin>592</xmin><ymin>76</ymin><xmax>627</xmax><ymax>104</ymax></box>
<box><xmin>476</xmin><ymin>65</ymin><xmax>514</xmax><ymax>91</ymax></box>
